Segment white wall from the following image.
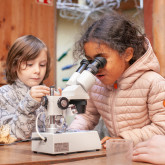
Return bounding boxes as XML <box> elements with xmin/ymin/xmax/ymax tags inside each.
<box><xmin>56</xmin><ymin>16</ymin><xmax>82</xmax><ymax>89</ymax></box>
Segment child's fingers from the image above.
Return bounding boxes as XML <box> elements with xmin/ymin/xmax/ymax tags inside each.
<box><xmin>31</xmin><ymin>86</ymin><xmax>62</xmax><ymax>98</ymax></box>
<box><xmin>41</xmin><ymin>89</ymin><xmax>50</xmax><ymax>95</ymax></box>
<box><xmin>30</xmin><ymin>89</ymin><xmax>50</xmax><ymax>99</ymax></box>
<box><xmin>31</xmin><ymin>92</ymin><xmax>47</xmax><ymax>99</ymax></box>
<box><xmin>54</xmin><ymin>87</ymin><xmax>62</xmax><ymax>96</ymax></box>
<box><xmin>57</xmin><ymin>87</ymin><xmax>62</xmax><ymax>95</ymax></box>
<box><xmin>133</xmin><ymin>140</ymin><xmax>149</xmax><ymax>150</ymax></box>
<box><xmin>35</xmin><ymin>92</ymin><xmax>48</xmax><ymax>98</ymax></box>
<box><xmin>101</xmin><ymin>136</ymin><xmax>111</xmax><ymax>144</ymax></box>
<box><xmin>35</xmin><ymin>89</ymin><xmax>50</xmax><ymax>95</ymax></box>
<box><xmin>103</xmin><ymin>143</ymin><xmax>106</xmax><ymax>149</ymax></box>
<box><xmin>34</xmin><ymin>85</ymin><xmax>50</xmax><ymax>91</ymax></box>
<box><xmin>30</xmin><ymin>86</ymin><xmax>50</xmax><ymax>94</ymax></box>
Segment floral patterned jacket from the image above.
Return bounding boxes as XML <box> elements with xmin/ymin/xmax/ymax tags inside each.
<box><xmin>0</xmin><ymin>79</ymin><xmax>46</xmax><ymax>140</ymax></box>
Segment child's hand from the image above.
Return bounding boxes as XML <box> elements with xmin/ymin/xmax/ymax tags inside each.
<box><xmin>30</xmin><ymin>85</ymin><xmax>50</xmax><ymax>102</ymax></box>
<box><xmin>101</xmin><ymin>136</ymin><xmax>122</xmax><ymax>149</ymax></box>
<box><xmin>54</xmin><ymin>87</ymin><xmax>62</xmax><ymax>96</ymax></box>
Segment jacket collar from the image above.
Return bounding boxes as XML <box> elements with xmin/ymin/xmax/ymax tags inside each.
<box><xmin>12</xmin><ymin>79</ymin><xmax>30</xmax><ymax>96</ymax></box>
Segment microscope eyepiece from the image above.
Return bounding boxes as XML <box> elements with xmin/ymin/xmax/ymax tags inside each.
<box><xmin>86</xmin><ymin>57</ymin><xmax>107</xmax><ymax>75</ymax></box>
<box><xmin>74</xmin><ymin>57</ymin><xmax>106</xmax><ymax>75</ymax></box>
<box><xmin>76</xmin><ymin>59</ymin><xmax>90</xmax><ymax>73</ymax></box>
<box><xmin>94</xmin><ymin>57</ymin><xmax>107</xmax><ymax>68</ymax></box>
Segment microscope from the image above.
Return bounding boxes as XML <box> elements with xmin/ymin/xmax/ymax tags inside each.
<box><xmin>32</xmin><ymin>57</ymin><xmax>107</xmax><ymax>154</ymax></box>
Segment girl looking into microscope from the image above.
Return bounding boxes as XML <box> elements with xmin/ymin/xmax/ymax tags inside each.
<box><xmin>0</xmin><ymin>35</ymin><xmax>52</xmax><ymax>143</ymax></box>
<box><xmin>69</xmin><ymin>11</ymin><xmax>165</xmax><ymax>147</ymax></box>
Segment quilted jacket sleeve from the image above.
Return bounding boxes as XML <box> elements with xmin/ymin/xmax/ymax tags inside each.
<box><xmin>69</xmin><ymin>98</ymin><xmax>101</xmax><ymax>130</ymax></box>
<box><xmin>119</xmin><ymin>74</ymin><xmax>165</xmax><ymax>145</ymax></box>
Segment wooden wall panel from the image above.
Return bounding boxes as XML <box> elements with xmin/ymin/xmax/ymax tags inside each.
<box><xmin>143</xmin><ymin>0</ymin><xmax>153</xmax><ymax>46</ymax></box>
<box><xmin>153</xmin><ymin>0</ymin><xmax>165</xmax><ymax>77</ymax></box>
<box><xmin>0</xmin><ymin>0</ymin><xmax>56</xmax><ymax>86</ymax></box>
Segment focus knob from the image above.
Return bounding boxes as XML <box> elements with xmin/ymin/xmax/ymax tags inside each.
<box><xmin>57</xmin><ymin>97</ymin><xmax>69</xmax><ymax>110</ymax></box>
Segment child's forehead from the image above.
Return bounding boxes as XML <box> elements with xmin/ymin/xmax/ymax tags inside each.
<box><xmin>84</xmin><ymin>42</ymin><xmax>112</xmax><ymax>55</ymax></box>
<box><xmin>84</xmin><ymin>41</ymin><xmax>110</xmax><ymax>49</ymax></box>
<box><xmin>24</xmin><ymin>48</ymin><xmax>47</xmax><ymax>60</ymax></box>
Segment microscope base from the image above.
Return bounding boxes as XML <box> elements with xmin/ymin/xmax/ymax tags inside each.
<box><xmin>31</xmin><ymin>130</ymin><xmax>101</xmax><ymax>154</ymax></box>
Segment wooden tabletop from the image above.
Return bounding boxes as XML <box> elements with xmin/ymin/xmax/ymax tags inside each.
<box><xmin>59</xmin><ymin>157</ymin><xmax>152</xmax><ymax>165</ymax></box>
<box><xmin>0</xmin><ymin>141</ymin><xmax>152</xmax><ymax>165</ymax></box>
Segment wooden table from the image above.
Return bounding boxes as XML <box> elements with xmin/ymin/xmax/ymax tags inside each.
<box><xmin>59</xmin><ymin>157</ymin><xmax>152</xmax><ymax>165</ymax></box>
<box><xmin>0</xmin><ymin>141</ymin><xmax>152</xmax><ymax>165</ymax></box>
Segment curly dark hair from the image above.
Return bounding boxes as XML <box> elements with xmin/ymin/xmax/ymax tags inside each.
<box><xmin>6</xmin><ymin>35</ymin><xmax>51</xmax><ymax>84</ymax></box>
<box><xmin>73</xmin><ymin>11</ymin><xmax>146</xmax><ymax>64</ymax></box>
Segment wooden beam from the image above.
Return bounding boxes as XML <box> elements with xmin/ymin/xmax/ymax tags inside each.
<box><xmin>153</xmin><ymin>0</ymin><xmax>165</xmax><ymax>77</ymax></box>
<box><xmin>143</xmin><ymin>0</ymin><xmax>153</xmax><ymax>46</ymax></box>
<box><xmin>118</xmin><ymin>0</ymin><xmax>139</xmax><ymax>11</ymax></box>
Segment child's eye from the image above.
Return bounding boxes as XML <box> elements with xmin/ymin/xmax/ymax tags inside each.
<box><xmin>40</xmin><ymin>64</ymin><xmax>46</xmax><ymax>67</ymax></box>
<box><xmin>27</xmin><ymin>64</ymin><xmax>33</xmax><ymax>66</ymax></box>
<box><xmin>85</xmin><ymin>57</ymin><xmax>93</xmax><ymax>63</ymax></box>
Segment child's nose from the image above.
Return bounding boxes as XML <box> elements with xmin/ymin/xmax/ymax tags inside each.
<box><xmin>34</xmin><ymin>65</ymin><xmax>40</xmax><ymax>73</ymax></box>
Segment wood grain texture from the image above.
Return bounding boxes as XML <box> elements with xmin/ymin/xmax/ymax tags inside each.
<box><xmin>153</xmin><ymin>0</ymin><xmax>165</xmax><ymax>77</ymax></box>
<box><xmin>143</xmin><ymin>0</ymin><xmax>153</xmax><ymax>46</ymax></box>
<box><xmin>0</xmin><ymin>0</ymin><xmax>56</xmax><ymax>86</ymax></box>
<box><xmin>0</xmin><ymin>141</ymin><xmax>151</xmax><ymax>165</ymax></box>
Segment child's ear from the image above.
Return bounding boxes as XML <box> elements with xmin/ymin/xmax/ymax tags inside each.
<box><xmin>124</xmin><ymin>47</ymin><xmax>133</xmax><ymax>62</ymax></box>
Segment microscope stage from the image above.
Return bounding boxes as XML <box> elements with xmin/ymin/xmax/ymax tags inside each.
<box><xmin>31</xmin><ymin>130</ymin><xmax>101</xmax><ymax>154</ymax></box>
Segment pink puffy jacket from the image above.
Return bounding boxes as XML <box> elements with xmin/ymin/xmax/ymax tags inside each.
<box><xmin>70</xmin><ymin>39</ymin><xmax>165</xmax><ymax>145</ymax></box>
